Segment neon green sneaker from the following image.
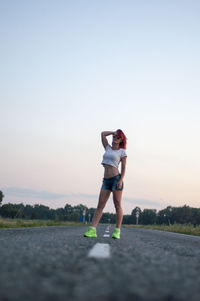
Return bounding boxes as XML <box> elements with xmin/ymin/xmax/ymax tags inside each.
<box><xmin>112</xmin><ymin>228</ymin><xmax>120</xmax><ymax>239</ymax></box>
<box><xmin>84</xmin><ymin>227</ymin><xmax>97</xmax><ymax>238</ymax></box>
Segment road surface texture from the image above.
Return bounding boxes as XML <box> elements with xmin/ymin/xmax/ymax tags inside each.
<box><xmin>0</xmin><ymin>224</ymin><xmax>200</xmax><ymax>301</ymax></box>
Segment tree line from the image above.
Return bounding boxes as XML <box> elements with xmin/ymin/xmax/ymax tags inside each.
<box><xmin>125</xmin><ymin>205</ymin><xmax>200</xmax><ymax>226</ymax></box>
<box><xmin>0</xmin><ymin>190</ymin><xmax>200</xmax><ymax>225</ymax></box>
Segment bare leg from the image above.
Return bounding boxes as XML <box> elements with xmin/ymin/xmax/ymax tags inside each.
<box><xmin>113</xmin><ymin>190</ymin><xmax>123</xmax><ymax>228</ymax></box>
<box><xmin>92</xmin><ymin>189</ymin><xmax>111</xmax><ymax>227</ymax></box>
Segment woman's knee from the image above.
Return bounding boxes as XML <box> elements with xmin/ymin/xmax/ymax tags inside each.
<box><xmin>114</xmin><ymin>202</ymin><xmax>122</xmax><ymax>212</ymax></box>
<box><xmin>97</xmin><ymin>190</ymin><xmax>110</xmax><ymax>210</ymax></box>
<box><xmin>97</xmin><ymin>204</ymin><xmax>105</xmax><ymax>211</ymax></box>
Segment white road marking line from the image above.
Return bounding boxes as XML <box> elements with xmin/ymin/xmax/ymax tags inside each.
<box><xmin>103</xmin><ymin>234</ymin><xmax>110</xmax><ymax>237</ymax></box>
<box><xmin>88</xmin><ymin>243</ymin><xmax>110</xmax><ymax>259</ymax></box>
<box><xmin>105</xmin><ymin>230</ymin><xmax>109</xmax><ymax>233</ymax></box>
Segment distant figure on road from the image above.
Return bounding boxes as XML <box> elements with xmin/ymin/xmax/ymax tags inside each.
<box><xmin>84</xmin><ymin>129</ymin><xmax>127</xmax><ymax>239</ymax></box>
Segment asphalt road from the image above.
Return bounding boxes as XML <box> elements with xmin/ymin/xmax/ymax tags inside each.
<box><xmin>0</xmin><ymin>224</ymin><xmax>200</xmax><ymax>301</ymax></box>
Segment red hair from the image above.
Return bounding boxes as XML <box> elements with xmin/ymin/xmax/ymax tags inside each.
<box><xmin>116</xmin><ymin>129</ymin><xmax>127</xmax><ymax>149</ymax></box>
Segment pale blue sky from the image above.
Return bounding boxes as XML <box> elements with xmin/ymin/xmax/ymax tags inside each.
<box><xmin>1</xmin><ymin>0</ymin><xmax>200</xmax><ymax>214</ymax></box>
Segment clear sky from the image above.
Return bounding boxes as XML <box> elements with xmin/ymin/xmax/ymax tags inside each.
<box><xmin>1</xmin><ymin>0</ymin><xmax>200</xmax><ymax>214</ymax></box>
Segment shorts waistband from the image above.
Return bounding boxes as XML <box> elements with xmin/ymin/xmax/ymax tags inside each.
<box><xmin>103</xmin><ymin>174</ymin><xmax>121</xmax><ymax>180</ymax></box>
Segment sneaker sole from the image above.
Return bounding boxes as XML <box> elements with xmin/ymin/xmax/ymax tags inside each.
<box><xmin>84</xmin><ymin>235</ymin><xmax>97</xmax><ymax>238</ymax></box>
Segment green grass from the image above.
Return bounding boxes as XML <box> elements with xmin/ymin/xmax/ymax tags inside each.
<box><xmin>0</xmin><ymin>217</ymin><xmax>85</xmax><ymax>229</ymax></box>
<box><xmin>1</xmin><ymin>218</ymin><xmax>200</xmax><ymax>236</ymax></box>
<box><xmin>123</xmin><ymin>223</ymin><xmax>200</xmax><ymax>236</ymax></box>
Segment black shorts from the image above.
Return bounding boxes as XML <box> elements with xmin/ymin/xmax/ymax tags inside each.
<box><xmin>101</xmin><ymin>174</ymin><xmax>124</xmax><ymax>191</ymax></box>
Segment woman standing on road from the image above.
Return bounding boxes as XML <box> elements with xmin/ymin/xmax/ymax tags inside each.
<box><xmin>84</xmin><ymin>129</ymin><xmax>127</xmax><ymax>239</ymax></box>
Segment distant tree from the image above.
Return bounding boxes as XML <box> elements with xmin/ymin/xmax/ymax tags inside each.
<box><xmin>173</xmin><ymin>205</ymin><xmax>194</xmax><ymax>224</ymax></box>
<box><xmin>23</xmin><ymin>205</ymin><xmax>35</xmax><ymax>219</ymax></box>
<box><xmin>64</xmin><ymin>204</ymin><xmax>73</xmax><ymax>221</ymax></box>
<box><xmin>14</xmin><ymin>203</ymin><xmax>25</xmax><ymax>218</ymax></box>
<box><xmin>73</xmin><ymin>204</ymin><xmax>88</xmax><ymax>214</ymax></box>
<box><xmin>54</xmin><ymin>207</ymin><xmax>65</xmax><ymax>221</ymax></box>
<box><xmin>0</xmin><ymin>190</ymin><xmax>4</xmax><ymax>206</ymax></box>
<box><xmin>73</xmin><ymin>204</ymin><xmax>88</xmax><ymax>222</ymax></box>
<box><xmin>32</xmin><ymin>204</ymin><xmax>51</xmax><ymax>220</ymax></box>
<box><xmin>86</xmin><ymin>208</ymin><xmax>96</xmax><ymax>223</ymax></box>
<box><xmin>131</xmin><ymin>207</ymin><xmax>142</xmax><ymax>224</ymax></box>
<box><xmin>0</xmin><ymin>203</ymin><xmax>18</xmax><ymax>218</ymax></box>
<box><xmin>191</xmin><ymin>207</ymin><xmax>200</xmax><ymax>226</ymax></box>
<box><xmin>122</xmin><ymin>214</ymin><xmax>133</xmax><ymax>224</ymax></box>
<box><xmin>64</xmin><ymin>204</ymin><xmax>73</xmax><ymax>214</ymax></box>
<box><xmin>141</xmin><ymin>209</ymin><xmax>157</xmax><ymax>225</ymax></box>
<box><xmin>157</xmin><ymin>206</ymin><xmax>173</xmax><ymax>225</ymax></box>
<box><xmin>101</xmin><ymin>212</ymin><xmax>116</xmax><ymax>224</ymax></box>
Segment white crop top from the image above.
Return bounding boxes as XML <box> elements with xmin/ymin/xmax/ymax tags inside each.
<box><xmin>101</xmin><ymin>145</ymin><xmax>127</xmax><ymax>169</ymax></box>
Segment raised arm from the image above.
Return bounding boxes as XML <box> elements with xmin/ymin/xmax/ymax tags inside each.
<box><xmin>101</xmin><ymin>131</ymin><xmax>115</xmax><ymax>149</ymax></box>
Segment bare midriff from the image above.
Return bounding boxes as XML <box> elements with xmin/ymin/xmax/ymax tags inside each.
<box><xmin>103</xmin><ymin>164</ymin><xmax>120</xmax><ymax>179</ymax></box>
